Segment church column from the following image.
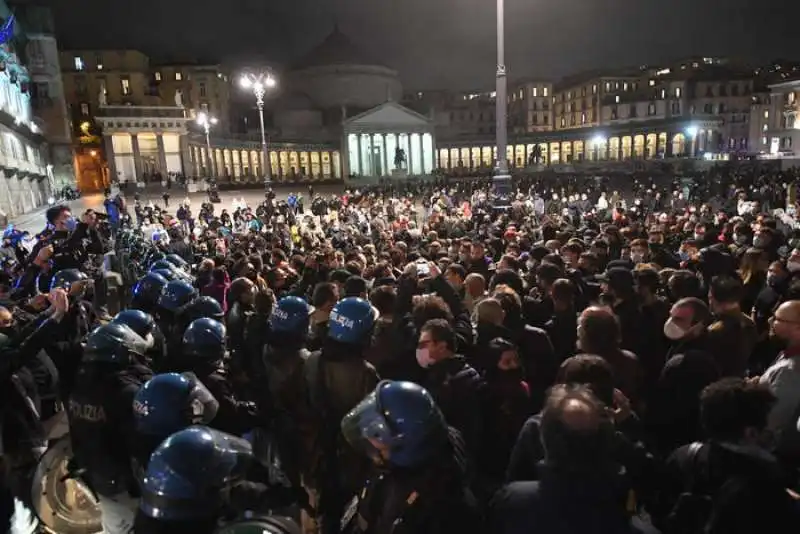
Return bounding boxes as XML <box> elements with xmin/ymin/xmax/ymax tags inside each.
<box><xmin>131</xmin><ymin>134</ymin><xmax>143</xmax><ymax>181</ymax></box>
<box><xmin>369</xmin><ymin>134</ymin><xmax>375</xmax><ymax>176</ymax></box>
<box><xmin>381</xmin><ymin>134</ymin><xmax>388</xmax><ymax>177</ymax></box>
<box><xmin>407</xmin><ymin>132</ymin><xmax>414</xmax><ymax>174</ymax></box>
<box><xmin>103</xmin><ymin>135</ymin><xmax>118</xmax><ymax>183</ymax></box>
<box><xmin>155</xmin><ymin>134</ymin><xmax>168</xmax><ymax>174</ymax></box>
<box><xmin>356</xmin><ymin>134</ymin><xmax>363</xmax><ymax>177</ymax></box>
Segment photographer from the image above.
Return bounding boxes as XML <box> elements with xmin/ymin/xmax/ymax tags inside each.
<box><xmin>14</xmin><ymin>206</ymin><xmax>106</xmax><ymax>301</ymax></box>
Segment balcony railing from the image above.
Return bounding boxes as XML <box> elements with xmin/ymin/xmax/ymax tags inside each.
<box><xmin>95</xmin><ymin>105</ymin><xmax>188</xmax><ymax>119</ymax></box>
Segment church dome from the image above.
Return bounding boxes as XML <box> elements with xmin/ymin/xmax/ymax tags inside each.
<box><xmin>287</xmin><ymin>27</ymin><xmax>403</xmax><ymax>111</ymax></box>
<box><xmin>291</xmin><ymin>26</ymin><xmax>389</xmax><ymax>71</ymax></box>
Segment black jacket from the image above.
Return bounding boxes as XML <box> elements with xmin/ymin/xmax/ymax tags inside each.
<box><xmin>68</xmin><ymin>361</ymin><xmax>152</xmax><ymax>496</ymax></box>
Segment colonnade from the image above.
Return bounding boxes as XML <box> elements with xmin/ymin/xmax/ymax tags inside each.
<box><xmin>188</xmin><ymin>144</ymin><xmax>342</xmax><ymax>181</ymax></box>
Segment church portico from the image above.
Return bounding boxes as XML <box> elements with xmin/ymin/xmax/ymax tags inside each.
<box><xmin>342</xmin><ymin>101</ymin><xmax>435</xmax><ymax>178</ymax></box>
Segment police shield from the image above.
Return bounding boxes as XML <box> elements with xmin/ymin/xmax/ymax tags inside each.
<box><xmin>30</xmin><ymin>436</ymin><xmax>102</xmax><ymax>534</ymax></box>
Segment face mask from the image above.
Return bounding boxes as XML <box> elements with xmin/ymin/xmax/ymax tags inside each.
<box><xmin>65</xmin><ymin>217</ymin><xmax>78</xmax><ymax>232</ymax></box>
<box><xmin>663</xmin><ymin>318</ymin><xmax>687</xmax><ymax>341</ymax></box>
<box><xmin>631</xmin><ymin>252</ymin><xmax>644</xmax><ymax>264</ymax></box>
<box><xmin>788</xmin><ymin>261</ymin><xmax>800</xmax><ymax>273</ymax></box>
<box><xmin>415</xmin><ymin>348</ymin><xmax>433</xmax><ymax>368</ymax></box>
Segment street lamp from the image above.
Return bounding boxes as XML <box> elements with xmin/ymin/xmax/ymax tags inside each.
<box><xmin>240</xmin><ymin>71</ymin><xmax>277</xmax><ymax>186</ymax></box>
<box><xmin>196</xmin><ymin>112</ymin><xmax>218</xmax><ymax>180</ymax></box>
<box><xmin>492</xmin><ymin>0</ymin><xmax>511</xmax><ymax>208</ymax></box>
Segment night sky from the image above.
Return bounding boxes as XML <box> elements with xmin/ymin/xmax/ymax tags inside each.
<box><xmin>50</xmin><ymin>0</ymin><xmax>800</xmax><ymax>90</ymax></box>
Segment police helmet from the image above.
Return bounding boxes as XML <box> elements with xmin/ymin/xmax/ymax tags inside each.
<box><xmin>158</xmin><ymin>280</ymin><xmax>198</xmax><ymax>313</ymax></box>
<box><xmin>327</xmin><ymin>297</ymin><xmax>378</xmax><ymax>344</ymax></box>
<box><xmin>183</xmin><ymin>318</ymin><xmax>226</xmax><ymax>362</ymax></box>
<box><xmin>49</xmin><ymin>268</ymin><xmax>89</xmax><ymax>294</ymax></box>
<box><xmin>145</xmin><ymin>250</ymin><xmax>166</xmax><ymax>267</ymax></box>
<box><xmin>150</xmin><ymin>260</ymin><xmax>176</xmax><ymax>273</ymax></box>
<box><xmin>132</xmin><ymin>272</ymin><xmax>168</xmax><ymax>310</ymax></box>
<box><xmin>341</xmin><ymin>380</ymin><xmax>448</xmax><ymax>468</ymax></box>
<box><xmin>165</xmin><ymin>254</ymin><xmax>190</xmax><ymax>272</ymax></box>
<box><xmin>152</xmin><ymin>268</ymin><xmax>177</xmax><ymax>281</ymax></box>
<box><xmin>112</xmin><ymin>309</ymin><xmax>155</xmax><ymax>346</ymax></box>
<box><xmin>83</xmin><ymin>322</ymin><xmax>149</xmax><ymax>364</ymax></box>
<box><xmin>182</xmin><ymin>296</ymin><xmax>224</xmax><ymax>322</ymax></box>
<box><xmin>214</xmin><ymin>516</ymin><xmax>301</xmax><ymax>534</ymax></box>
<box><xmin>139</xmin><ymin>426</ymin><xmax>252</xmax><ymax>520</ymax></box>
<box><xmin>134</xmin><ymin>373</ymin><xmax>219</xmax><ymax>439</ymax></box>
<box><xmin>269</xmin><ymin>296</ymin><xmax>313</xmax><ymax>334</ymax></box>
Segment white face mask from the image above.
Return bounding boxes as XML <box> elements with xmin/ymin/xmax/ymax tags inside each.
<box><xmin>788</xmin><ymin>261</ymin><xmax>800</xmax><ymax>273</ymax></box>
<box><xmin>416</xmin><ymin>348</ymin><xmax>434</xmax><ymax>368</ymax></box>
<box><xmin>663</xmin><ymin>318</ymin><xmax>687</xmax><ymax>341</ymax></box>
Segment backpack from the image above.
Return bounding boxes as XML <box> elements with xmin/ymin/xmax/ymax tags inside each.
<box><xmin>666</xmin><ymin>442</ymin><xmax>713</xmax><ymax>534</ymax></box>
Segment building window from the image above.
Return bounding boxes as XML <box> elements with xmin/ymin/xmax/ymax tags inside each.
<box><xmin>80</xmin><ymin>102</ymin><xmax>89</xmax><ymax>115</ymax></box>
<box><xmin>649</xmin><ymin>79</ymin><xmax>655</xmax><ymax>87</ymax></box>
<box><xmin>630</xmin><ymin>104</ymin><xmax>637</xmax><ymax>117</ymax></box>
<box><xmin>703</xmin><ymin>103</ymin><xmax>713</xmax><ymax>113</ymax></box>
<box><xmin>199</xmin><ymin>83</ymin><xmax>207</xmax><ymax>97</ymax></box>
<box><xmin>615</xmin><ymin>95</ymin><xmax>620</xmax><ymax>103</ymax></box>
<box><xmin>605</xmin><ymin>82</ymin><xmax>611</xmax><ymax>91</ymax></box>
<box><xmin>567</xmin><ymin>91</ymin><xmax>572</xmax><ymax>100</ymax></box>
<box><xmin>718</xmin><ymin>103</ymin><xmax>726</xmax><ymax>113</ymax></box>
<box><xmin>121</xmin><ymin>77</ymin><xmax>131</xmax><ymax>96</ymax></box>
<box><xmin>611</xmin><ymin>106</ymin><xmax>618</xmax><ymax>120</ymax></box>
<box><xmin>175</xmin><ymin>72</ymin><xmax>183</xmax><ymax>81</ymax></box>
<box><xmin>660</xmin><ymin>89</ymin><xmax>666</xmax><ymax>99</ymax></box>
<box><xmin>581</xmin><ymin>112</ymin><xmax>586</xmax><ymax>124</ymax></box>
<box><xmin>764</xmin><ymin>110</ymin><xmax>769</xmax><ymax>119</ymax></box>
<box><xmin>648</xmin><ymin>102</ymin><xmax>656</xmax><ymax>116</ymax></box>
<box><xmin>581</xmin><ymin>87</ymin><xmax>587</xmax><ymax>97</ymax></box>
<box><xmin>543</xmin><ymin>87</ymin><xmax>548</xmax><ymax>97</ymax></box>
<box><xmin>532</xmin><ymin>87</ymin><xmax>537</xmax><ymax>97</ymax></box>
<box><xmin>719</xmin><ymin>85</ymin><xmax>727</xmax><ymax>96</ymax></box>
<box><xmin>623</xmin><ymin>82</ymin><xmax>628</xmax><ymax>91</ymax></box>
<box><xmin>731</xmin><ymin>85</ymin><xmax>739</xmax><ymax>96</ymax></box>
<box><xmin>96</xmin><ymin>56</ymin><xmax>103</xmax><ymax>70</ymax></box>
<box><xmin>154</xmin><ymin>72</ymin><xmax>162</xmax><ymax>82</ymax></box>
<box><xmin>705</xmin><ymin>86</ymin><xmax>713</xmax><ymax>97</ymax></box>
<box><xmin>762</xmin><ymin>136</ymin><xmax>767</xmax><ymax>145</ymax></box>
<box><xmin>74</xmin><ymin>56</ymin><xmax>84</xmax><ymax>71</ymax></box>
<box><xmin>763</xmin><ymin>123</ymin><xmax>768</xmax><ymax>131</ymax></box>
<box><xmin>671</xmin><ymin>101</ymin><xmax>681</xmax><ymax>114</ymax></box>
<box><xmin>560</xmin><ymin>117</ymin><xmax>566</xmax><ymax>127</ymax></box>
<box><xmin>592</xmin><ymin>84</ymin><xmax>597</xmax><ymax>94</ymax></box>
<box><xmin>674</xmin><ymin>87</ymin><xmax>682</xmax><ymax>98</ymax></box>
<box><xmin>200</xmin><ymin>102</ymin><xmax>209</xmax><ymax>112</ymax></box>
<box><xmin>519</xmin><ymin>89</ymin><xmax>524</xmax><ymax>99</ymax></box>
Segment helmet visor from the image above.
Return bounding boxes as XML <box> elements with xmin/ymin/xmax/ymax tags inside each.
<box><xmin>341</xmin><ymin>391</ymin><xmax>396</xmax><ymax>461</ymax></box>
<box><xmin>182</xmin><ymin>372</ymin><xmax>219</xmax><ymax>426</ymax></box>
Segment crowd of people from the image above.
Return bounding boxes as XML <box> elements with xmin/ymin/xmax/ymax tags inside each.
<box><xmin>2</xmin><ymin>163</ymin><xmax>800</xmax><ymax>534</ymax></box>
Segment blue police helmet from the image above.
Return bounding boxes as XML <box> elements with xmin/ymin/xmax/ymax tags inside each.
<box><xmin>327</xmin><ymin>297</ymin><xmax>378</xmax><ymax>344</ymax></box>
<box><xmin>214</xmin><ymin>516</ymin><xmax>301</xmax><ymax>534</ymax></box>
<box><xmin>183</xmin><ymin>296</ymin><xmax>224</xmax><ymax>322</ymax></box>
<box><xmin>140</xmin><ymin>426</ymin><xmax>253</xmax><ymax>520</ymax></box>
<box><xmin>49</xmin><ymin>268</ymin><xmax>89</xmax><ymax>293</ymax></box>
<box><xmin>158</xmin><ymin>280</ymin><xmax>198</xmax><ymax>313</ymax></box>
<box><xmin>134</xmin><ymin>373</ymin><xmax>219</xmax><ymax>439</ymax></box>
<box><xmin>152</xmin><ymin>268</ymin><xmax>177</xmax><ymax>282</ymax></box>
<box><xmin>132</xmin><ymin>272</ymin><xmax>168</xmax><ymax>309</ymax></box>
<box><xmin>341</xmin><ymin>380</ymin><xmax>448</xmax><ymax>468</ymax></box>
<box><xmin>83</xmin><ymin>322</ymin><xmax>149</xmax><ymax>364</ymax></box>
<box><xmin>150</xmin><ymin>259</ymin><xmax>175</xmax><ymax>273</ymax></box>
<box><xmin>165</xmin><ymin>254</ymin><xmax>190</xmax><ymax>272</ymax></box>
<box><xmin>111</xmin><ymin>309</ymin><xmax>155</xmax><ymax>342</ymax></box>
<box><xmin>183</xmin><ymin>318</ymin><xmax>226</xmax><ymax>362</ymax></box>
<box><xmin>145</xmin><ymin>251</ymin><xmax>166</xmax><ymax>267</ymax></box>
<box><xmin>269</xmin><ymin>296</ymin><xmax>313</xmax><ymax>334</ymax></box>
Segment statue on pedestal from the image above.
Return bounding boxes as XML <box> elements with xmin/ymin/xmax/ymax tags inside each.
<box><xmin>174</xmin><ymin>89</ymin><xmax>184</xmax><ymax>107</ymax></box>
<box><xmin>394</xmin><ymin>147</ymin><xmax>407</xmax><ymax>169</ymax></box>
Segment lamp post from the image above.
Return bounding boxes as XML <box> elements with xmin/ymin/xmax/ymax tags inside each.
<box><xmin>240</xmin><ymin>71</ymin><xmax>277</xmax><ymax>186</ymax></box>
<box><xmin>492</xmin><ymin>0</ymin><xmax>511</xmax><ymax>208</ymax></box>
<box><xmin>196</xmin><ymin>112</ymin><xmax>218</xmax><ymax>180</ymax></box>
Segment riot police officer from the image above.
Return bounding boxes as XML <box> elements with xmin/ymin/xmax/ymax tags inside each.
<box><xmin>183</xmin><ymin>318</ymin><xmax>258</xmax><ymax>434</ymax></box>
<box><xmin>340</xmin><ymin>380</ymin><xmax>481</xmax><ymax>534</ymax></box>
<box><xmin>135</xmin><ymin>426</ymin><xmax>300</xmax><ymax>534</ymax></box>
<box><xmin>132</xmin><ymin>372</ymin><xmax>219</xmax><ymax>476</ymax></box>
<box><xmin>131</xmin><ymin>272</ymin><xmax>168</xmax><ymax>315</ymax></box>
<box><xmin>157</xmin><ymin>279</ymin><xmax>198</xmax><ymax>358</ymax></box>
<box><xmin>68</xmin><ymin>322</ymin><xmax>153</xmax><ymax>534</ymax></box>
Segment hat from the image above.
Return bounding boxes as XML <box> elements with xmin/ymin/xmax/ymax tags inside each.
<box><xmin>596</xmin><ymin>267</ymin><xmax>634</xmax><ymax>288</ymax></box>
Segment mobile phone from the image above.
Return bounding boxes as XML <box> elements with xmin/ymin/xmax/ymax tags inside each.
<box><xmin>416</xmin><ymin>262</ymin><xmax>430</xmax><ymax>277</ymax></box>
